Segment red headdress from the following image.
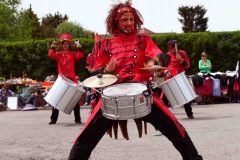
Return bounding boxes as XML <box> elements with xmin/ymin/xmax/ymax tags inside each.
<box><xmin>115</xmin><ymin>4</ymin><xmax>143</xmax><ymax>25</ymax></box>
<box><xmin>60</xmin><ymin>33</ymin><xmax>72</xmax><ymax>42</ymax></box>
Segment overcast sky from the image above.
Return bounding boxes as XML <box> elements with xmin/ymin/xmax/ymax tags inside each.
<box><xmin>19</xmin><ymin>0</ymin><xmax>240</xmax><ymax>35</ymax></box>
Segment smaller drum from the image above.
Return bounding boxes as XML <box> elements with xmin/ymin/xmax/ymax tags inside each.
<box><xmin>159</xmin><ymin>72</ymin><xmax>197</xmax><ymax>108</ymax></box>
<box><xmin>102</xmin><ymin>83</ymin><xmax>152</xmax><ymax>120</ymax></box>
<box><xmin>44</xmin><ymin>75</ymin><xmax>85</xmax><ymax>115</ymax></box>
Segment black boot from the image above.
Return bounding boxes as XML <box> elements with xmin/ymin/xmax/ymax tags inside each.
<box><xmin>49</xmin><ymin>120</ymin><xmax>56</xmax><ymax>125</ymax></box>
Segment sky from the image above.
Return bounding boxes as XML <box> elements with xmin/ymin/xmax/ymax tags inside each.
<box><xmin>19</xmin><ymin>0</ymin><xmax>240</xmax><ymax>35</ymax></box>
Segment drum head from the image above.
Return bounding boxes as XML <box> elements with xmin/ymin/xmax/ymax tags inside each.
<box><xmin>103</xmin><ymin>83</ymin><xmax>147</xmax><ymax>97</ymax></box>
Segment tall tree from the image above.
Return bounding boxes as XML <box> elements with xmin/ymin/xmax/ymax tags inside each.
<box><xmin>16</xmin><ymin>5</ymin><xmax>44</xmax><ymax>40</ymax></box>
<box><xmin>178</xmin><ymin>5</ymin><xmax>208</xmax><ymax>33</ymax></box>
<box><xmin>41</xmin><ymin>12</ymin><xmax>68</xmax><ymax>38</ymax></box>
<box><xmin>26</xmin><ymin>5</ymin><xmax>44</xmax><ymax>39</ymax></box>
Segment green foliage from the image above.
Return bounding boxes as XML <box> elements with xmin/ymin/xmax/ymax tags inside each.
<box><xmin>56</xmin><ymin>21</ymin><xmax>94</xmax><ymax>39</ymax></box>
<box><xmin>0</xmin><ymin>1</ymin><xmax>45</xmax><ymax>41</ymax></box>
<box><xmin>0</xmin><ymin>38</ymin><xmax>94</xmax><ymax>81</ymax></box>
<box><xmin>0</xmin><ymin>0</ymin><xmax>20</xmax><ymax>41</ymax></box>
<box><xmin>26</xmin><ymin>6</ymin><xmax>44</xmax><ymax>40</ymax></box>
<box><xmin>178</xmin><ymin>5</ymin><xmax>208</xmax><ymax>33</ymax></box>
<box><xmin>41</xmin><ymin>12</ymin><xmax>69</xmax><ymax>38</ymax></box>
<box><xmin>0</xmin><ymin>31</ymin><xmax>240</xmax><ymax>80</ymax></box>
<box><xmin>15</xmin><ymin>10</ymin><xmax>32</xmax><ymax>41</ymax></box>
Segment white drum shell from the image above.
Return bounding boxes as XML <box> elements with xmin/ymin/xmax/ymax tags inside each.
<box><xmin>44</xmin><ymin>75</ymin><xmax>85</xmax><ymax>115</ymax></box>
<box><xmin>159</xmin><ymin>72</ymin><xmax>197</xmax><ymax>108</ymax></box>
<box><xmin>102</xmin><ymin>83</ymin><xmax>152</xmax><ymax>120</ymax></box>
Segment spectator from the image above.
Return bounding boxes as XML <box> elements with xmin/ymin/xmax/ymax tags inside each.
<box><xmin>199</xmin><ymin>51</ymin><xmax>212</xmax><ymax>73</ymax></box>
<box><xmin>42</xmin><ymin>74</ymin><xmax>56</xmax><ymax>98</ymax></box>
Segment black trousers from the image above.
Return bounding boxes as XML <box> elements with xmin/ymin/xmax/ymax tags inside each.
<box><xmin>68</xmin><ymin>104</ymin><xmax>202</xmax><ymax>160</ymax></box>
<box><xmin>50</xmin><ymin>104</ymin><xmax>81</xmax><ymax>123</ymax></box>
<box><xmin>184</xmin><ymin>102</ymin><xmax>193</xmax><ymax>117</ymax></box>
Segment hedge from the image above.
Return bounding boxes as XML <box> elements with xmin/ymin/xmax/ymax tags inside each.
<box><xmin>0</xmin><ymin>31</ymin><xmax>239</xmax><ymax>81</ymax></box>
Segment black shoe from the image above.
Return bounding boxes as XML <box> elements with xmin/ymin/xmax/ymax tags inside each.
<box><xmin>188</xmin><ymin>115</ymin><xmax>195</xmax><ymax>119</ymax></box>
<box><xmin>49</xmin><ymin>121</ymin><xmax>56</xmax><ymax>125</ymax></box>
<box><xmin>75</xmin><ymin>121</ymin><xmax>82</xmax><ymax>124</ymax></box>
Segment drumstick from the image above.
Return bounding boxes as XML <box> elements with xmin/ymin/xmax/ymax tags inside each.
<box><xmin>175</xmin><ymin>43</ymin><xmax>180</xmax><ymax>57</ymax></box>
<box><xmin>175</xmin><ymin>43</ymin><xmax>178</xmax><ymax>53</ymax></box>
<box><xmin>90</xmin><ymin>88</ymin><xmax>106</xmax><ymax>98</ymax></box>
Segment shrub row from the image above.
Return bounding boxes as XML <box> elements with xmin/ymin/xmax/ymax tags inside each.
<box><xmin>0</xmin><ymin>31</ymin><xmax>239</xmax><ymax>81</ymax></box>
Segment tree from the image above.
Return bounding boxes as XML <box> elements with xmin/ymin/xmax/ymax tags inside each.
<box><xmin>0</xmin><ymin>0</ymin><xmax>21</xmax><ymax>41</ymax></box>
<box><xmin>55</xmin><ymin>21</ymin><xmax>94</xmax><ymax>39</ymax></box>
<box><xmin>27</xmin><ymin>5</ymin><xmax>44</xmax><ymax>39</ymax></box>
<box><xmin>178</xmin><ymin>5</ymin><xmax>208</xmax><ymax>33</ymax></box>
<box><xmin>41</xmin><ymin>12</ymin><xmax>68</xmax><ymax>38</ymax></box>
<box><xmin>15</xmin><ymin>9</ymin><xmax>32</xmax><ymax>40</ymax></box>
<box><xmin>16</xmin><ymin>5</ymin><xmax>44</xmax><ymax>40</ymax></box>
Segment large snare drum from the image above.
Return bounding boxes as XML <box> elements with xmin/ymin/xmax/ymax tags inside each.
<box><xmin>44</xmin><ymin>75</ymin><xmax>85</xmax><ymax>115</ymax></box>
<box><xmin>102</xmin><ymin>83</ymin><xmax>152</xmax><ymax>120</ymax></box>
<box><xmin>159</xmin><ymin>72</ymin><xmax>197</xmax><ymax>108</ymax></box>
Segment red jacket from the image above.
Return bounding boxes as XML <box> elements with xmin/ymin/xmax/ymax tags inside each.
<box><xmin>167</xmin><ymin>49</ymin><xmax>190</xmax><ymax>77</ymax></box>
<box><xmin>48</xmin><ymin>49</ymin><xmax>84</xmax><ymax>83</ymax></box>
<box><xmin>92</xmin><ymin>34</ymin><xmax>161</xmax><ymax>83</ymax></box>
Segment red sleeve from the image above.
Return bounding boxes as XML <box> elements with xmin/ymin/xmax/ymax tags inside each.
<box><xmin>179</xmin><ymin>50</ymin><xmax>190</xmax><ymax>68</ymax></box>
<box><xmin>72</xmin><ymin>50</ymin><xmax>84</xmax><ymax>61</ymax></box>
<box><xmin>143</xmin><ymin>35</ymin><xmax>162</xmax><ymax>59</ymax></box>
<box><xmin>48</xmin><ymin>49</ymin><xmax>59</xmax><ymax>61</ymax></box>
<box><xmin>92</xmin><ymin>39</ymin><xmax>110</xmax><ymax>71</ymax></box>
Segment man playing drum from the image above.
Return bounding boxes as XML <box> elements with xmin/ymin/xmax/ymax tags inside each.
<box><xmin>165</xmin><ymin>40</ymin><xmax>195</xmax><ymax>119</ymax></box>
<box><xmin>48</xmin><ymin>33</ymin><xmax>84</xmax><ymax>124</ymax></box>
<box><xmin>68</xmin><ymin>1</ymin><xmax>202</xmax><ymax>160</ymax></box>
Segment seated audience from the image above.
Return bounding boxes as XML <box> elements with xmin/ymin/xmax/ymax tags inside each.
<box><xmin>0</xmin><ymin>84</ymin><xmax>37</xmax><ymax>110</ymax></box>
<box><xmin>199</xmin><ymin>51</ymin><xmax>212</xmax><ymax>73</ymax></box>
<box><xmin>42</xmin><ymin>74</ymin><xmax>56</xmax><ymax>98</ymax></box>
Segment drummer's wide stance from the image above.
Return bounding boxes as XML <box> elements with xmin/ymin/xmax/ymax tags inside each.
<box><xmin>48</xmin><ymin>33</ymin><xmax>84</xmax><ymax>125</ymax></box>
<box><xmin>68</xmin><ymin>1</ymin><xmax>202</xmax><ymax>160</ymax></box>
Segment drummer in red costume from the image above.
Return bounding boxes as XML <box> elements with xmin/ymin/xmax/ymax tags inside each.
<box><xmin>166</xmin><ymin>40</ymin><xmax>195</xmax><ymax>119</ymax></box>
<box><xmin>48</xmin><ymin>33</ymin><xmax>84</xmax><ymax>125</ymax></box>
<box><xmin>68</xmin><ymin>1</ymin><xmax>202</xmax><ymax>160</ymax></box>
